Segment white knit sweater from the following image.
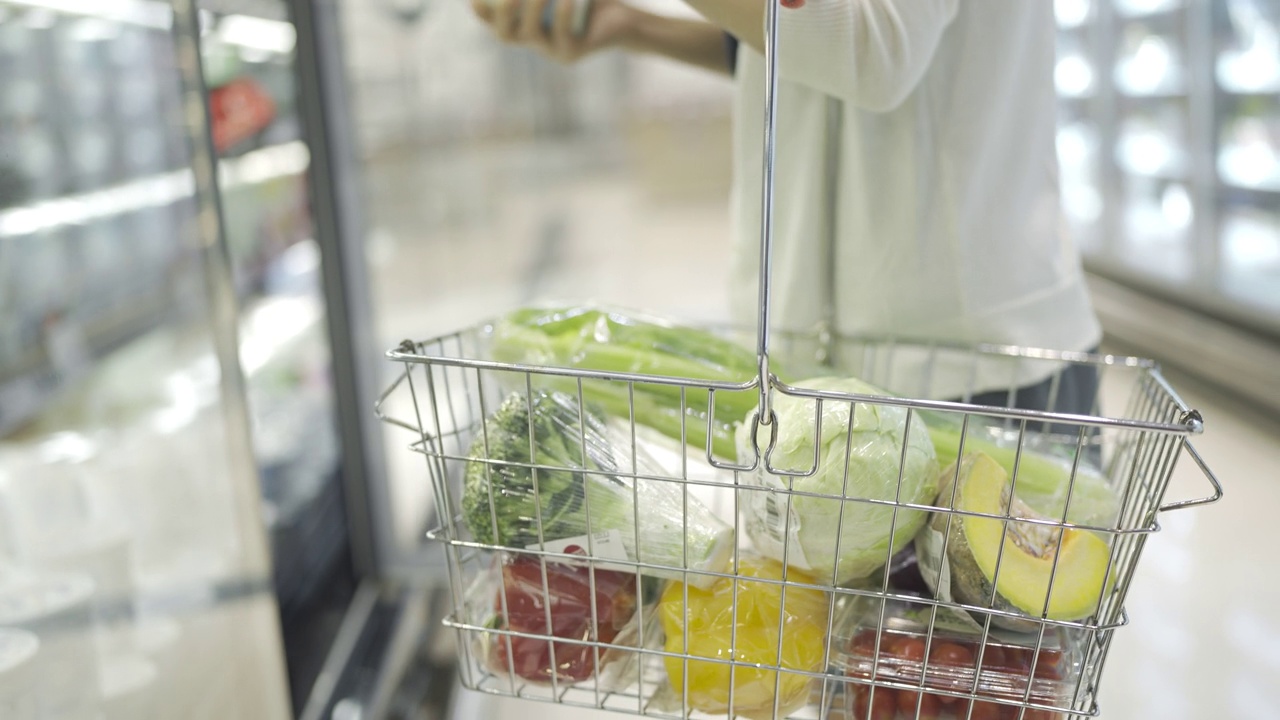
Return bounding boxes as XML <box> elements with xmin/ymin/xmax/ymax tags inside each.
<box><xmin>727</xmin><ymin>0</ymin><xmax>1102</xmax><ymax>399</ymax></box>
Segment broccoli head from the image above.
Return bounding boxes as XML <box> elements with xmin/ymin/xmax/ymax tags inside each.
<box><xmin>463</xmin><ymin>390</ymin><xmax>620</xmax><ymax>548</ymax></box>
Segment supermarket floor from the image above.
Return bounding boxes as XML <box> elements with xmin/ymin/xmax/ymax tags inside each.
<box><xmin>361</xmin><ymin>145</ymin><xmax>1280</xmax><ymax>720</ymax></box>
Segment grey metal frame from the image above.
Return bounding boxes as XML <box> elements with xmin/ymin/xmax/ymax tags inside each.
<box><xmin>171</xmin><ymin>0</ymin><xmax>276</xmax><ymax>581</ymax></box>
<box><xmin>287</xmin><ymin>0</ymin><xmax>393</xmax><ymax>581</ymax></box>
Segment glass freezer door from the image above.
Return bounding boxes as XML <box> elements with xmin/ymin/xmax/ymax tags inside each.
<box><xmin>0</xmin><ymin>1</ymin><xmax>292</xmax><ymax>717</ymax></box>
<box><xmin>197</xmin><ymin>0</ymin><xmax>365</xmax><ymax>709</ymax></box>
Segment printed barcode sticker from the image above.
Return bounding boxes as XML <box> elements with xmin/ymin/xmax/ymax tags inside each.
<box><xmin>746</xmin><ymin>488</ymin><xmax>811</xmax><ymax>571</ymax></box>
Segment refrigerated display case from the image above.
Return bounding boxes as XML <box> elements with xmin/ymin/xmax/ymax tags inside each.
<box><xmin>196</xmin><ymin>2</ymin><xmax>363</xmax><ymax>709</ymax></box>
<box><xmin>0</xmin><ymin>1</ymin><xmax>296</xmax><ymax>716</ymax></box>
<box><xmin>0</xmin><ymin>0</ymin><xmax>441</xmax><ymax>717</ymax></box>
<box><xmin>1055</xmin><ymin>0</ymin><xmax>1280</xmax><ymax>335</ymax></box>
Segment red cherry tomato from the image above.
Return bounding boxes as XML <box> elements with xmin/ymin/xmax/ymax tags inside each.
<box><xmin>851</xmin><ymin>687</ymin><xmax>868</xmax><ymax>720</ymax></box>
<box><xmin>980</xmin><ymin>645</ymin><xmax>1011</xmax><ymax>672</ymax></box>
<box><xmin>849</xmin><ymin>681</ymin><xmax>870</xmax><ymax>717</ymax></box>
<box><xmin>929</xmin><ymin>642</ymin><xmax>975</xmax><ymax>669</ymax></box>
<box><xmin>1006</xmin><ymin>647</ymin><xmax>1035</xmax><ymax>671</ymax></box>
<box><xmin>889</xmin><ymin>635</ymin><xmax>928</xmax><ymax>664</ymax></box>
<box><xmin>896</xmin><ymin>690</ymin><xmax>942</xmax><ymax>720</ymax></box>
<box><xmin>851</xmin><ymin>631</ymin><xmax>880</xmax><ymax>658</ymax></box>
<box><xmin>1031</xmin><ymin>649</ymin><xmax>1064</xmax><ymax>680</ymax></box>
<box><xmin>868</xmin><ymin>689</ymin><xmax>897</xmax><ymax>720</ymax></box>
<box><xmin>968</xmin><ymin>700</ymin><xmax>1003</xmax><ymax>720</ymax></box>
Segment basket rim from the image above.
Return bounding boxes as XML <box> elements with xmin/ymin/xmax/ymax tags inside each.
<box><xmin>383</xmin><ymin>323</ymin><xmax>1203</xmax><ymax>437</ymax></box>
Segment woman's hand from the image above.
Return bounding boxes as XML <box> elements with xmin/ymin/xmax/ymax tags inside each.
<box><xmin>471</xmin><ymin>0</ymin><xmax>634</xmax><ymax>64</ymax></box>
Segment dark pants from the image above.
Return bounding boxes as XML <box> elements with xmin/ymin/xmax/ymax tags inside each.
<box><xmin>962</xmin><ymin>349</ymin><xmax>1101</xmax><ymax>442</ymax></box>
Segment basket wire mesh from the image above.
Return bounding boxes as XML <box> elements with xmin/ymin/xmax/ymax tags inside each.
<box><xmin>377</xmin><ymin>328</ymin><xmax>1221</xmax><ymax>720</ymax></box>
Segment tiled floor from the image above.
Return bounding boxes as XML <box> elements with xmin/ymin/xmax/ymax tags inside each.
<box><xmin>363</xmin><ymin>143</ymin><xmax>1280</xmax><ymax>720</ymax></box>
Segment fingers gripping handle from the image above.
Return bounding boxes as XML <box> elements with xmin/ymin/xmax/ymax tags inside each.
<box><xmin>485</xmin><ymin>0</ymin><xmax>592</xmax><ymax>36</ymax></box>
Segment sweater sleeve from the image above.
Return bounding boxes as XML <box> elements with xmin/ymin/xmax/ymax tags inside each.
<box><xmin>774</xmin><ymin>0</ymin><xmax>959</xmax><ymax>112</ymax></box>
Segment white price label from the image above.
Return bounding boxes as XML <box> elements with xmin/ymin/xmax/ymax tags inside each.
<box><xmin>526</xmin><ymin>529</ymin><xmax>635</xmax><ymax>574</ymax></box>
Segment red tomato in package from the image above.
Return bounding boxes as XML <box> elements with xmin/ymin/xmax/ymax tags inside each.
<box><xmin>487</xmin><ymin>556</ymin><xmax>639</xmax><ymax>683</ymax></box>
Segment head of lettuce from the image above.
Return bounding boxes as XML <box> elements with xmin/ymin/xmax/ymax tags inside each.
<box><xmin>736</xmin><ymin>377</ymin><xmax>940</xmax><ymax>585</ymax></box>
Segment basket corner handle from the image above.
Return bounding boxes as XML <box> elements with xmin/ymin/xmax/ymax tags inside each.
<box><xmin>1159</xmin><ymin>440</ymin><xmax>1223</xmax><ymax>513</ymax></box>
<box><xmin>374</xmin><ymin>367</ymin><xmax>426</xmax><ymax>434</ymax></box>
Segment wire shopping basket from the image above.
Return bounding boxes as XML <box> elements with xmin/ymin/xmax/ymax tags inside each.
<box><xmin>375</xmin><ymin>4</ymin><xmax>1221</xmax><ymax>719</ymax></box>
<box><xmin>377</xmin><ymin>322</ymin><xmax>1221</xmax><ymax>720</ymax></box>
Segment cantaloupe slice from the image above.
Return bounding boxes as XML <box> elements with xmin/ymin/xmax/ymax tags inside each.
<box><xmin>921</xmin><ymin>453</ymin><xmax>1117</xmax><ymax>631</ymax></box>
<box><xmin>956</xmin><ymin>453</ymin><xmax>1112</xmax><ymax>621</ymax></box>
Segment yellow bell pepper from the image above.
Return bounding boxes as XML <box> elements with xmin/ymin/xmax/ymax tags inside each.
<box><xmin>659</xmin><ymin>557</ymin><xmax>830</xmax><ymax>719</ymax></box>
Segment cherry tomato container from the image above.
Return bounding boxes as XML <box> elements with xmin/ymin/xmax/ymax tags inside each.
<box><xmin>830</xmin><ymin>596</ymin><xmax>1093</xmax><ymax>720</ymax></box>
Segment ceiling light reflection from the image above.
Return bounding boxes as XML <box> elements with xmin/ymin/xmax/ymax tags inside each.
<box><xmin>1161</xmin><ymin>184</ymin><xmax>1193</xmax><ymax>229</ymax></box>
<box><xmin>215</xmin><ymin>14</ymin><xmax>295</xmax><ymax>55</ymax></box>
<box><xmin>1116</xmin><ymin>34</ymin><xmax>1181</xmax><ymax>94</ymax></box>
<box><xmin>1056</xmin><ymin>54</ymin><xmax>1095</xmax><ymax>97</ymax></box>
<box><xmin>1055</xmin><ymin>0</ymin><xmax>1091</xmax><ymax>28</ymax></box>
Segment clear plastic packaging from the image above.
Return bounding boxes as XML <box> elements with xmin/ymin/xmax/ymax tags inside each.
<box><xmin>484</xmin><ymin>305</ymin><xmax>762</xmax><ymax>460</ymax></box>
<box><xmin>736</xmin><ymin>377</ymin><xmax>939</xmax><ymax>586</ymax></box>
<box><xmin>654</xmin><ymin>556</ymin><xmax>831</xmax><ymax>720</ymax></box>
<box><xmin>469</xmin><ymin>554</ymin><xmax>658</xmax><ymax>688</ymax></box>
<box><xmin>915</xmin><ymin>453</ymin><xmax>1116</xmax><ymax>634</ymax></box>
<box><xmin>462</xmin><ymin>389</ymin><xmax>734</xmax><ymax>586</ymax></box>
<box><xmin>833</xmin><ymin>596</ymin><xmax>1083</xmax><ymax>720</ymax></box>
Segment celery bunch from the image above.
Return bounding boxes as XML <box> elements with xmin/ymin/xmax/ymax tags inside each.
<box><xmin>487</xmin><ymin>307</ymin><xmax>763</xmax><ymax>459</ymax></box>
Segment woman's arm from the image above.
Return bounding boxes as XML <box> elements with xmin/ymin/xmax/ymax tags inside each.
<box><xmin>619</xmin><ymin>9</ymin><xmax>733</xmax><ymax>75</ymax></box>
<box><xmin>473</xmin><ymin>0</ymin><xmax>732</xmax><ymax>75</ymax></box>
<box><xmin>681</xmin><ymin>0</ymin><xmax>959</xmax><ymax>111</ymax></box>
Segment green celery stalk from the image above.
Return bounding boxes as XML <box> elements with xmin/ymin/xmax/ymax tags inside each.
<box><xmin>488</xmin><ymin>307</ymin><xmax>761</xmax><ymax>458</ymax></box>
<box><xmin>926</xmin><ymin>423</ymin><xmax>1120</xmax><ymax>526</ymax></box>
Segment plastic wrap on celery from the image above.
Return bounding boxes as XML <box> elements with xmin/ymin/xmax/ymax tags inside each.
<box><xmin>656</xmin><ymin>556</ymin><xmax>829</xmax><ymax>720</ymax></box>
<box><xmin>470</xmin><ymin>554</ymin><xmax>658</xmax><ymax>687</ymax></box>
<box><xmin>463</xmin><ymin>390</ymin><xmax>734</xmax><ymax>586</ymax></box>
<box><xmin>485</xmin><ymin>306</ymin><xmax>762</xmax><ymax>459</ymax></box>
<box><xmin>737</xmin><ymin>377</ymin><xmax>939</xmax><ymax>585</ymax></box>
<box><xmin>922</xmin><ymin>412</ymin><xmax>1120</xmax><ymax>528</ymax></box>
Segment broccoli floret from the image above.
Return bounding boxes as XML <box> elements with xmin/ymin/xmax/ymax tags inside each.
<box><xmin>461</xmin><ymin>388</ymin><xmax>735</xmax><ymax>589</ymax></box>
<box><xmin>463</xmin><ymin>390</ymin><xmax>619</xmax><ymax>548</ymax></box>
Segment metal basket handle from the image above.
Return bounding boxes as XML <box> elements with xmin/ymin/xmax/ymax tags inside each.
<box><xmin>753</xmin><ymin>0</ymin><xmax>785</xmax><ymax>427</ymax></box>
<box><xmin>1158</xmin><ymin>440</ymin><xmax>1224</xmax><ymax>513</ymax></box>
